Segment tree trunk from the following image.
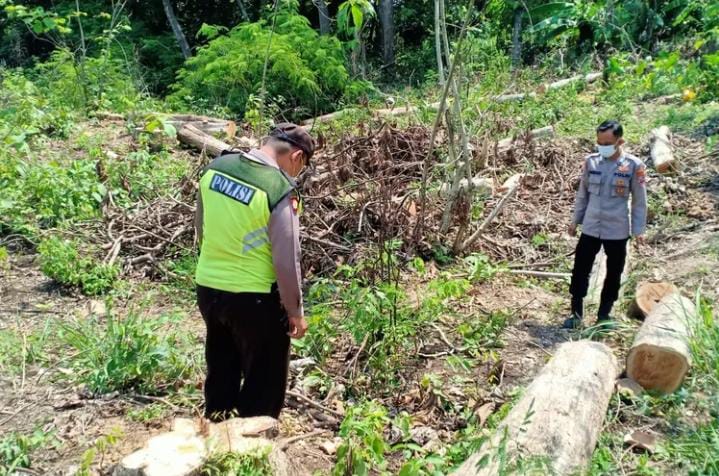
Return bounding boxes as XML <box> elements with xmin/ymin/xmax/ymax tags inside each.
<box><xmin>453</xmin><ymin>341</ymin><xmax>618</xmax><ymax>475</ymax></box>
<box><xmin>162</xmin><ymin>0</ymin><xmax>191</xmax><ymax>59</ymax></box>
<box><xmin>434</xmin><ymin>0</ymin><xmax>445</xmax><ymax>85</ymax></box>
<box><xmin>628</xmin><ymin>281</ymin><xmax>679</xmax><ymax>319</ymax></box>
<box><xmin>627</xmin><ymin>292</ymin><xmax>696</xmax><ymax>394</ymax></box>
<box><xmin>649</xmin><ymin>125</ymin><xmax>674</xmax><ymax>173</ymax></box>
<box><xmin>511</xmin><ymin>7</ymin><xmax>522</xmax><ymax>69</ymax></box>
<box><xmin>235</xmin><ymin>0</ymin><xmax>250</xmax><ymax>22</ymax></box>
<box><xmin>177</xmin><ymin>124</ymin><xmax>231</xmax><ymax>157</ymax></box>
<box><xmin>314</xmin><ymin>0</ymin><xmax>331</xmax><ymax>35</ymax></box>
<box><xmin>378</xmin><ymin>0</ymin><xmax>394</xmax><ymax>70</ymax></box>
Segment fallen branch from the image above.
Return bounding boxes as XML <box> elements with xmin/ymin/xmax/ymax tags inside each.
<box><xmin>508</xmin><ymin>269</ymin><xmax>571</xmax><ymax>279</ymax></box>
<box><xmin>459</xmin><ymin>179</ymin><xmax>520</xmax><ymax>252</ymax></box>
<box><xmin>278</xmin><ymin>429</ymin><xmax>332</xmax><ymax>450</ymax></box>
<box><xmin>285</xmin><ymin>390</ymin><xmax>345</xmax><ymax>419</ymax></box>
<box><xmin>177</xmin><ymin>123</ymin><xmax>232</xmax><ymax>158</ymax></box>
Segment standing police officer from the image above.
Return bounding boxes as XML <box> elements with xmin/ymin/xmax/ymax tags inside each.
<box><xmin>194</xmin><ymin>123</ymin><xmax>314</xmax><ymax>420</ymax></box>
<box><xmin>564</xmin><ymin>120</ymin><xmax>647</xmax><ymax>329</ymax></box>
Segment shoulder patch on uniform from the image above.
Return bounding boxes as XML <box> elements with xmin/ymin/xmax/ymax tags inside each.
<box><xmin>290</xmin><ymin>196</ymin><xmax>299</xmax><ymax>215</ymax></box>
<box><xmin>209</xmin><ymin>173</ymin><xmax>256</xmax><ymax>205</ymax></box>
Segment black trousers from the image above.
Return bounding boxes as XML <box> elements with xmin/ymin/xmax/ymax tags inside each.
<box><xmin>569</xmin><ymin>233</ymin><xmax>629</xmax><ymax>317</ymax></box>
<box><xmin>197</xmin><ymin>284</ymin><xmax>290</xmax><ymax>421</ymax></box>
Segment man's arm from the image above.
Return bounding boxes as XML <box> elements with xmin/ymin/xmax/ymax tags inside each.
<box><xmin>631</xmin><ymin>163</ymin><xmax>648</xmax><ymax>237</ymax></box>
<box><xmin>268</xmin><ymin>194</ymin><xmax>304</xmax><ymax>320</ymax></box>
<box><xmin>573</xmin><ymin>158</ymin><xmax>590</xmax><ymax>226</ymax></box>
<box><xmin>194</xmin><ymin>189</ymin><xmax>203</xmax><ymax>248</ymax></box>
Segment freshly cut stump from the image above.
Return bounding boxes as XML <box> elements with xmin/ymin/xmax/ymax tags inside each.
<box><xmin>628</xmin><ymin>281</ymin><xmax>678</xmax><ymax>319</ymax></box>
<box><xmin>627</xmin><ymin>292</ymin><xmax>697</xmax><ymax>393</ymax></box>
<box><xmin>453</xmin><ymin>341</ymin><xmax>618</xmax><ymax>476</ymax></box>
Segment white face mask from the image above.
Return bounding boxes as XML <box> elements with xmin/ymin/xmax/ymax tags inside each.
<box><xmin>597</xmin><ymin>143</ymin><xmax>617</xmax><ymax>158</ymax></box>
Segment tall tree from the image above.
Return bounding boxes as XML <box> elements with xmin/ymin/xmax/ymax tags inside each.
<box><xmin>235</xmin><ymin>0</ymin><xmax>250</xmax><ymax>22</ymax></box>
<box><xmin>378</xmin><ymin>0</ymin><xmax>394</xmax><ymax>70</ymax></box>
<box><xmin>511</xmin><ymin>7</ymin><xmax>522</xmax><ymax>68</ymax></box>
<box><xmin>434</xmin><ymin>0</ymin><xmax>445</xmax><ymax>85</ymax></box>
<box><xmin>314</xmin><ymin>0</ymin><xmax>331</xmax><ymax>34</ymax></box>
<box><xmin>161</xmin><ymin>0</ymin><xmax>191</xmax><ymax>59</ymax></box>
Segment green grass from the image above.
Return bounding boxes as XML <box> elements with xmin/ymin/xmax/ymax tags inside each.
<box><xmin>0</xmin><ymin>430</ymin><xmax>57</xmax><ymax>476</ymax></box>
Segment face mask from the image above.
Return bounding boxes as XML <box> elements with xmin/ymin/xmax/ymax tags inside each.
<box><xmin>597</xmin><ymin>144</ymin><xmax>616</xmax><ymax>158</ymax></box>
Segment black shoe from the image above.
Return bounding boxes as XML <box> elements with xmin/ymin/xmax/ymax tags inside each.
<box><xmin>596</xmin><ymin>315</ymin><xmax>617</xmax><ymax>330</ymax></box>
<box><xmin>562</xmin><ymin>313</ymin><xmax>583</xmax><ymax>329</ymax></box>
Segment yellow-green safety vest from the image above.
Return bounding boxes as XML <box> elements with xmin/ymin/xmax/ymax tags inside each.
<box><xmin>195</xmin><ymin>153</ymin><xmax>296</xmax><ymax>293</ymax></box>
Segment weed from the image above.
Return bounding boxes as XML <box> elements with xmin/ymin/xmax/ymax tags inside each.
<box><xmin>202</xmin><ymin>446</ymin><xmax>273</xmax><ymax>476</ymax></box>
<box><xmin>38</xmin><ymin>237</ymin><xmax>119</xmax><ymax>295</ymax></box>
<box><xmin>58</xmin><ymin>312</ymin><xmax>199</xmax><ymax>394</ymax></box>
<box><xmin>457</xmin><ymin>310</ymin><xmax>509</xmax><ymax>353</ymax></box>
<box><xmin>126</xmin><ymin>403</ymin><xmax>170</xmax><ymax>423</ymax></box>
<box><xmin>334</xmin><ymin>401</ymin><xmax>391</xmax><ymax>476</ymax></box>
<box><xmin>465</xmin><ymin>253</ymin><xmax>503</xmax><ymax>283</ymax></box>
<box><xmin>0</xmin><ymin>430</ymin><xmax>55</xmax><ymax>476</ymax></box>
<box><xmin>0</xmin><ymin>246</ymin><xmax>9</xmax><ymax>271</ymax></box>
<box><xmin>75</xmin><ymin>428</ymin><xmax>123</xmax><ymax>476</ymax></box>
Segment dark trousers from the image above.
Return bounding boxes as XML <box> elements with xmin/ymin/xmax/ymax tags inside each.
<box><xmin>197</xmin><ymin>284</ymin><xmax>290</xmax><ymax>421</ymax></box>
<box><xmin>569</xmin><ymin>233</ymin><xmax>628</xmax><ymax>317</ymax></box>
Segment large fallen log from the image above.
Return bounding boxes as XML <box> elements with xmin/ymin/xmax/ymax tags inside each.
<box><xmin>628</xmin><ymin>281</ymin><xmax>679</xmax><ymax>319</ymax></box>
<box><xmin>626</xmin><ymin>292</ymin><xmax>697</xmax><ymax>394</ymax></box>
<box><xmin>177</xmin><ymin>123</ymin><xmax>232</xmax><ymax>157</ymax></box>
<box><xmin>496</xmin><ymin>125</ymin><xmax>554</xmax><ymax>150</ymax></box>
<box><xmin>649</xmin><ymin>125</ymin><xmax>674</xmax><ymax>173</ymax></box>
<box><xmin>453</xmin><ymin>341</ymin><xmax>618</xmax><ymax>475</ymax></box>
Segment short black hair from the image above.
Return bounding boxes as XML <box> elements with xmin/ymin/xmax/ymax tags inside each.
<box><xmin>597</xmin><ymin>120</ymin><xmax>623</xmax><ymax>138</ymax></box>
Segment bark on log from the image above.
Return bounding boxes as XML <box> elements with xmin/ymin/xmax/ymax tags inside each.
<box><xmin>626</xmin><ymin>292</ymin><xmax>697</xmax><ymax>394</ymax></box>
<box><xmin>177</xmin><ymin>124</ymin><xmax>231</xmax><ymax>158</ymax></box>
<box><xmin>453</xmin><ymin>341</ymin><xmax>618</xmax><ymax>475</ymax></box>
<box><xmin>649</xmin><ymin>126</ymin><xmax>674</xmax><ymax>173</ymax></box>
<box><xmin>628</xmin><ymin>281</ymin><xmax>679</xmax><ymax>320</ymax></box>
<box><xmin>497</xmin><ymin>125</ymin><xmax>554</xmax><ymax>150</ymax></box>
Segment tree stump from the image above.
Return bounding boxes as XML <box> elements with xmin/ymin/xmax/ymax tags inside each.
<box><xmin>627</xmin><ymin>292</ymin><xmax>697</xmax><ymax>393</ymax></box>
<box><xmin>453</xmin><ymin>341</ymin><xmax>618</xmax><ymax>475</ymax></box>
<box><xmin>628</xmin><ymin>281</ymin><xmax>679</xmax><ymax>319</ymax></box>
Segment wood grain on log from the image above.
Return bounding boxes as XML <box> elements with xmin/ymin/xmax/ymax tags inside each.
<box><xmin>628</xmin><ymin>281</ymin><xmax>679</xmax><ymax>319</ymax></box>
<box><xmin>453</xmin><ymin>341</ymin><xmax>618</xmax><ymax>475</ymax></box>
<box><xmin>177</xmin><ymin>123</ymin><xmax>231</xmax><ymax>158</ymax></box>
<box><xmin>627</xmin><ymin>292</ymin><xmax>696</xmax><ymax>394</ymax></box>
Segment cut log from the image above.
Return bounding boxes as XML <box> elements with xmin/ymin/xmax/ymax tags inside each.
<box><xmin>546</xmin><ymin>72</ymin><xmax>602</xmax><ymax>91</ymax></box>
<box><xmin>649</xmin><ymin>126</ymin><xmax>674</xmax><ymax>173</ymax></box>
<box><xmin>586</xmin><ymin>245</ymin><xmax>632</xmax><ymax>307</ymax></box>
<box><xmin>177</xmin><ymin>123</ymin><xmax>232</xmax><ymax>158</ymax></box>
<box><xmin>497</xmin><ymin>125</ymin><xmax>554</xmax><ymax>150</ymax></box>
<box><xmin>453</xmin><ymin>341</ymin><xmax>618</xmax><ymax>475</ymax></box>
<box><xmin>628</xmin><ymin>281</ymin><xmax>679</xmax><ymax>319</ymax></box>
<box><xmin>626</xmin><ymin>292</ymin><xmax>697</xmax><ymax>394</ymax></box>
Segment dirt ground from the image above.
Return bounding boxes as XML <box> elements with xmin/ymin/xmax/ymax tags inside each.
<box><xmin>1</xmin><ymin>130</ymin><xmax>717</xmax><ymax>474</ymax></box>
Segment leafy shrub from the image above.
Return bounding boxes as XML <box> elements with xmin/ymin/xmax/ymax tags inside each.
<box><xmin>58</xmin><ymin>312</ymin><xmax>198</xmax><ymax>394</ymax></box>
<box><xmin>334</xmin><ymin>401</ymin><xmax>390</xmax><ymax>476</ymax></box>
<box><xmin>169</xmin><ymin>0</ymin><xmax>366</xmax><ymax>120</ymax></box>
<box><xmin>202</xmin><ymin>447</ymin><xmax>273</xmax><ymax>476</ymax></box>
<box><xmin>38</xmin><ymin>237</ymin><xmax>118</xmax><ymax>295</ymax></box>
<box><xmin>0</xmin><ymin>430</ymin><xmax>52</xmax><ymax>476</ymax></box>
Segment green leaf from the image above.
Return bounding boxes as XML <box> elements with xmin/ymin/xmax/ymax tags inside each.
<box><xmin>351</xmin><ymin>5</ymin><xmax>363</xmax><ymax>29</ymax></box>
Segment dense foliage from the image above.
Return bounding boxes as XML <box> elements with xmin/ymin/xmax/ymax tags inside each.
<box><xmin>169</xmin><ymin>2</ymin><xmax>364</xmax><ymax>119</ymax></box>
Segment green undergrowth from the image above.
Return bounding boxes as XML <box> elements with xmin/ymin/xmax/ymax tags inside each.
<box><xmin>57</xmin><ymin>310</ymin><xmax>201</xmax><ymax>395</ymax></box>
<box><xmin>0</xmin><ymin>430</ymin><xmax>58</xmax><ymax>476</ymax></box>
<box><xmin>201</xmin><ymin>447</ymin><xmax>273</xmax><ymax>476</ymax></box>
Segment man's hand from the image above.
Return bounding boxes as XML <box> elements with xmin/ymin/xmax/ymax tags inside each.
<box><xmin>634</xmin><ymin>234</ymin><xmax>646</xmax><ymax>246</ymax></box>
<box><xmin>288</xmin><ymin>316</ymin><xmax>308</xmax><ymax>339</ymax></box>
<box><xmin>568</xmin><ymin>223</ymin><xmax>577</xmax><ymax>237</ymax></box>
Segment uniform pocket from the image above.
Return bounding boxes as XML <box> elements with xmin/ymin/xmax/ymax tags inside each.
<box><xmin>611</xmin><ymin>177</ymin><xmax>628</xmax><ymax>197</ymax></box>
<box><xmin>588</xmin><ymin>174</ymin><xmax>602</xmax><ymax>195</ymax></box>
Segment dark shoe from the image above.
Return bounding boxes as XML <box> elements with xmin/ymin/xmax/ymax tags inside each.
<box><xmin>562</xmin><ymin>313</ymin><xmax>583</xmax><ymax>329</ymax></box>
<box><xmin>596</xmin><ymin>315</ymin><xmax>617</xmax><ymax>330</ymax></box>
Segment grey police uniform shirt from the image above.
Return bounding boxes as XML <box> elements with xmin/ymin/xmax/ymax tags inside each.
<box><xmin>195</xmin><ymin>149</ymin><xmax>304</xmax><ymax>317</ymax></box>
<box><xmin>572</xmin><ymin>152</ymin><xmax>648</xmax><ymax>240</ymax></box>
